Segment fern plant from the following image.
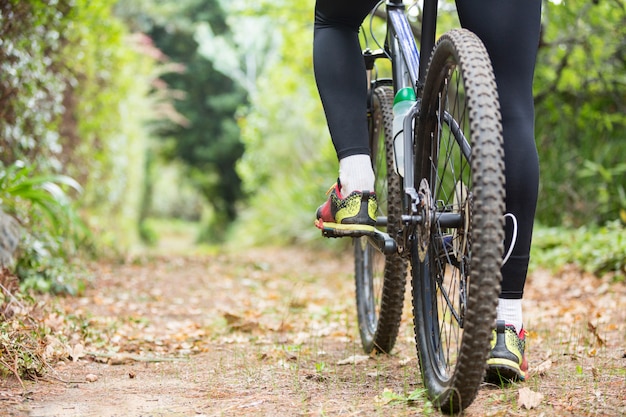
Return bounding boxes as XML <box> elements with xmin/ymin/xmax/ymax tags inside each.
<box><xmin>0</xmin><ymin>161</ymin><xmax>89</xmax><ymax>294</ymax></box>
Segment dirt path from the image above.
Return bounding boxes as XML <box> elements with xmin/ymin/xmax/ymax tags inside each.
<box><xmin>2</xmin><ymin>245</ymin><xmax>625</xmax><ymax>416</ymax></box>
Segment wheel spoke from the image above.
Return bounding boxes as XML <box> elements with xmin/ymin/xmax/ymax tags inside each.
<box><xmin>411</xmin><ymin>30</ymin><xmax>505</xmax><ymax>412</ymax></box>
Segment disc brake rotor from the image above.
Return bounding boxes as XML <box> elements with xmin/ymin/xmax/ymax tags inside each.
<box><xmin>416</xmin><ymin>178</ymin><xmax>432</xmax><ymax>262</ymax></box>
<box><xmin>452</xmin><ymin>181</ymin><xmax>470</xmax><ymax>261</ymax></box>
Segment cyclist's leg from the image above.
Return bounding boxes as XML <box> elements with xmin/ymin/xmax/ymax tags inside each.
<box><xmin>456</xmin><ymin>0</ymin><xmax>541</xmax><ymax>380</ymax></box>
<box><xmin>314</xmin><ymin>0</ymin><xmax>380</xmax><ymax>228</ymax></box>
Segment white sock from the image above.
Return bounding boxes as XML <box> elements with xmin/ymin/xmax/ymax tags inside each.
<box><xmin>496</xmin><ymin>298</ymin><xmax>523</xmax><ymax>335</ymax></box>
<box><xmin>339</xmin><ymin>154</ymin><xmax>375</xmax><ymax>196</ymax></box>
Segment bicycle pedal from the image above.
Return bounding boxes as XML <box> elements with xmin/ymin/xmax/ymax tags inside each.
<box><xmin>319</xmin><ymin>227</ymin><xmax>371</xmax><ymax>238</ymax></box>
<box><xmin>318</xmin><ymin>224</ymin><xmax>397</xmax><ymax>254</ymax></box>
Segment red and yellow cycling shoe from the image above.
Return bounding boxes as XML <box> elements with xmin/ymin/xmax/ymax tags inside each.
<box><xmin>315</xmin><ymin>182</ymin><xmax>377</xmax><ymax>235</ymax></box>
<box><xmin>486</xmin><ymin>320</ymin><xmax>529</xmax><ymax>383</ymax></box>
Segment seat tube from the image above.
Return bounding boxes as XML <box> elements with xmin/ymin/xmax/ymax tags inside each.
<box><xmin>419</xmin><ymin>0</ymin><xmax>438</xmax><ymax>84</ymax></box>
<box><xmin>390</xmin><ymin>37</ymin><xmax>408</xmax><ymax>92</ymax></box>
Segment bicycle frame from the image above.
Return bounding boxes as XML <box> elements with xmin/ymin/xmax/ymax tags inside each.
<box><xmin>365</xmin><ymin>0</ymin><xmax>466</xmax><ymax>254</ymax></box>
<box><xmin>387</xmin><ymin>0</ymin><xmax>438</xmax><ymax>89</ymax></box>
<box><xmin>365</xmin><ymin>1</ymin><xmax>437</xmax><ymax>218</ymax></box>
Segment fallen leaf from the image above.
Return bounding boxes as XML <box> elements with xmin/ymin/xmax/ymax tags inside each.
<box><xmin>222</xmin><ymin>311</ymin><xmax>260</xmax><ymax>333</ymax></box>
<box><xmin>399</xmin><ymin>357</ymin><xmax>412</xmax><ymax>366</ymax></box>
<box><xmin>222</xmin><ymin>312</ymin><xmax>242</xmax><ymax>325</ymax></box>
<box><xmin>304</xmin><ymin>372</ymin><xmax>328</xmax><ymax>382</ymax></box>
<box><xmin>68</xmin><ymin>344</ymin><xmax>85</xmax><ymax>362</ymax></box>
<box><xmin>231</xmin><ymin>320</ymin><xmax>260</xmax><ymax>333</ymax></box>
<box><xmin>44</xmin><ymin>313</ymin><xmax>64</xmax><ymax>331</ymax></box>
<box><xmin>591</xmin><ymin>367</ymin><xmax>599</xmax><ymax>380</ymax></box>
<box><xmin>532</xmin><ymin>359</ymin><xmax>552</xmax><ymax>375</ymax></box>
<box><xmin>337</xmin><ymin>355</ymin><xmax>370</xmax><ymax>365</ymax></box>
<box><xmin>587</xmin><ymin>322</ymin><xmax>606</xmax><ymax>346</ymax></box>
<box><xmin>518</xmin><ymin>387</ymin><xmax>544</xmax><ymax>409</ymax></box>
<box><xmin>85</xmin><ymin>374</ymin><xmax>98</xmax><ymax>383</ymax></box>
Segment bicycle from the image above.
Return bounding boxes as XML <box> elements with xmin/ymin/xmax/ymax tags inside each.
<box><xmin>318</xmin><ymin>0</ymin><xmax>506</xmax><ymax>412</ymax></box>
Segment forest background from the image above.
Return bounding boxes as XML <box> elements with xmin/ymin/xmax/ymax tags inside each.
<box><xmin>0</xmin><ymin>0</ymin><xmax>625</xmax><ymax>377</ymax></box>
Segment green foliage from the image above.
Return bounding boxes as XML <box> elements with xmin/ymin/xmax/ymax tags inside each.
<box><xmin>1</xmin><ymin>0</ymin><xmax>159</xmax><ymax>284</ymax></box>
<box><xmin>0</xmin><ymin>161</ymin><xmax>89</xmax><ymax>294</ymax></box>
<box><xmin>0</xmin><ymin>161</ymin><xmax>82</xmax><ymax>233</ymax></box>
<box><xmin>116</xmin><ymin>0</ymin><xmax>248</xmax><ymax>243</ymax></box>
<box><xmin>577</xmin><ymin>160</ymin><xmax>626</xmax><ymax>224</ymax></box>
<box><xmin>0</xmin><ymin>0</ymin><xmax>70</xmax><ymax>167</ymax></box>
<box><xmin>229</xmin><ymin>0</ymin><xmax>338</xmax><ymax>246</ymax></box>
<box><xmin>534</xmin><ymin>0</ymin><xmax>626</xmax><ymax>226</ymax></box>
<box><xmin>376</xmin><ymin>387</ymin><xmax>435</xmax><ymax>413</ymax></box>
<box><xmin>532</xmin><ymin>221</ymin><xmax>626</xmax><ymax>280</ymax></box>
<box><xmin>16</xmin><ymin>235</ymin><xmax>89</xmax><ymax>295</ymax></box>
<box><xmin>0</xmin><ymin>0</ymin><xmax>155</xmax><ymax>250</ymax></box>
<box><xmin>59</xmin><ymin>0</ymin><xmax>155</xmax><ymax>250</ymax></box>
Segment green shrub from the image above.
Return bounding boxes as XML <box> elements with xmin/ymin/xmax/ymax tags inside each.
<box><xmin>532</xmin><ymin>221</ymin><xmax>626</xmax><ymax>280</ymax></box>
<box><xmin>0</xmin><ymin>161</ymin><xmax>89</xmax><ymax>294</ymax></box>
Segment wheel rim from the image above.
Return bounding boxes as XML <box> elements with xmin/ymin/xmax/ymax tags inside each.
<box><xmin>420</xmin><ymin>55</ymin><xmax>474</xmax><ymax>382</ymax></box>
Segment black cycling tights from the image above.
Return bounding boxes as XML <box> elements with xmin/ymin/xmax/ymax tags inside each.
<box><xmin>314</xmin><ymin>0</ymin><xmax>542</xmax><ymax>299</ymax></box>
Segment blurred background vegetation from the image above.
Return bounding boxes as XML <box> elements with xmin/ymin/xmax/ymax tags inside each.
<box><xmin>0</xmin><ymin>0</ymin><xmax>624</xmax><ymax>294</ymax></box>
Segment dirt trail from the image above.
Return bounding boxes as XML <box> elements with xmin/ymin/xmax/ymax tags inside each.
<box><xmin>1</xmin><ymin>245</ymin><xmax>625</xmax><ymax>416</ymax></box>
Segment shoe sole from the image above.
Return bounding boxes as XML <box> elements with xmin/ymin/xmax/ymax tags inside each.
<box><xmin>486</xmin><ymin>358</ymin><xmax>527</xmax><ymax>383</ymax></box>
<box><xmin>315</xmin><ymin>219</ymin><xmax>376</xmax><ymax>235</ymax></box>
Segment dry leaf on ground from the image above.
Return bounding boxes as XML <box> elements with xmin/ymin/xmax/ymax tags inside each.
<box><xmin>68</xmin><ymin>344</ymin><xmax>85</xmax><ymax>362</ymax></box>
<box><xmin>531</xmin><ymin>359</ymin><xmax>552</xmax><ymax>375</ymax></box>
<box><xmin>337</xmin><ymin>355</ymin><xmax>370</xmax><ymax>365</ymax></box>
<box><xmin>85</xmin><ymin>374</ymin><xmax>98</xmax><ymax>383</ymax></box>
<box><xmin>518</xmin><ymin>387</ymin><xmax>544</xmax><ymax>409</ymax></box>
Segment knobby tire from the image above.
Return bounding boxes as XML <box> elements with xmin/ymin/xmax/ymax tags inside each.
<box><xmin>354</xmin><ymin>85</ymin><xmax>407</xmax><ymax>354</ymax></box>
<box><xmin>412</xmin><ymin>29</ymin><xmax>506</xmax><ymax>413</ymax></box>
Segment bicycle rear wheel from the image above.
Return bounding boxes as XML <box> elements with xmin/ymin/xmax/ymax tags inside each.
<box><xmin>354</xmin><ymin>85</ymin><xmax>407</xmax><ymax>354</ymax></box>
<box><xmin>411</xmin><ymin>29</ymin><xmax>505</xmax><ymax>412</ymax></box>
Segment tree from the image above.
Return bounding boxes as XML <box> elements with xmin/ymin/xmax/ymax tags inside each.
<box><xmin>534</xmin><ymin>0</ymin><xmax>626</xmax><ymax>226</ymax></box>
<box><xmin>116</xmin><ymin>0</ymin><xmax>247</xmax><ymax>241</ymax></box>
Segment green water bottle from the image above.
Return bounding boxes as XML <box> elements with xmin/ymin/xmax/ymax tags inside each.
<box><xmin>392</xmin><ymin>87</ymin><xmax>417</xmax><ymax>177</ymax></box>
